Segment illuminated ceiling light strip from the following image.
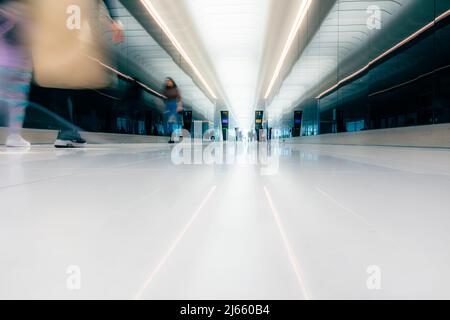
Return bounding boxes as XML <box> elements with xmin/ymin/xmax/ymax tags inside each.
<box><xmin>316</xmin><ymin>8</ymin><xmax>450</xmax><ymax>100</ymax></box>
<box><xmin>140</xmin><ymin>0</ymin><xmax>217</xmax><ymax>100</ymax></box>
<box><xmin>264</xmin><ymin>0</ymin><xmax>312</xmax><ymax>100</ymax></box>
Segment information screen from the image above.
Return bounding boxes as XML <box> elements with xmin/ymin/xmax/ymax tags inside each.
<box><xmin>294</xmin><ymin>111</ymin><xmax>303</xmax><ymax>129</ymax></box>
<box><xmin>221</xmin><ymin>111</ymin><xmax>229</xmax><ymax>129</ymax></box>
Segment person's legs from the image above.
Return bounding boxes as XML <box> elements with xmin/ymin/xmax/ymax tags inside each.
<box><xmin>165</xmin><ymin>100</ymin><xmax>179</xmax><ymax>143</ymax></box>
<box><xmin>0</xmin><ymin>68</ymin><xmax>8</xmax><ymax>128</ymax></box>
<box><xmin>1</xmin><ymin>67</ymin><xmax>32</xmax><ymax>147</ymax></box>
<box><xmin>8</xmin><ymin>71</ymin><xmax>31</xmax><ymax>132</ymax></box>
<box><xmin>53</xmin><ymin>90</ymin><xmax>86</xmax><ymax>148</ymax></box>
<box><xmin>167</xmin><ymin>120</ymin><xmax>175</xmax><ymax>143</ymax></box>
<box><xmin>167</xmin><ymin>117</ymin><xmax>183</xmax><ymax>142</ymax></box>
<box><xmin>48</xmin><ymin>89</ymin><xmax>74</xmax><ymax>130</ymax></box>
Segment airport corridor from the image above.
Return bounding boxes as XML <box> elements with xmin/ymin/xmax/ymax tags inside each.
<box><xmin>1</xmin><ymin>0</ymin><xmax>450</xmax><ymax>305</ymax></box>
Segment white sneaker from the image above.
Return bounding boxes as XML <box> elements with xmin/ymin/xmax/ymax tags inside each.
<box><xmin>6</xmin><ymin>134</ymin><xmax>31</xmax><ymax>148</ymax></box>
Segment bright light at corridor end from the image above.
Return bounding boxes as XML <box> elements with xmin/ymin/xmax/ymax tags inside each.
<box><xmin>140</xmin><ymin>0</ymin><xmax>217</xmax><ymax>100</ymax></box>
<box><xmin>264</xmin><ymin>0</ymin><xmax>312</xmax><ymax>100</ymax></box>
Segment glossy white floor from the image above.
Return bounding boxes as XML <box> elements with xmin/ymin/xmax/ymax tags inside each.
<box><xmin>1</xmin><ymin>141</ymin><xmax>450</xmax><ymax>300</ymax></box>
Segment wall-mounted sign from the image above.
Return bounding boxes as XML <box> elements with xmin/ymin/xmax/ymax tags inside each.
<box><xmin>221</xmin><ymin>111</ymin><xmax>229</xmax><ymax>128</ymax></box>
<box><xmin>255</xmin><ymin>111</ymin><xmax>264</xmax><ymax>130</ymax></box>
<box><xmin>183</xmin><ymin>111</ymin><xmax>193</xmax><ymax>132</ymax></box>
<box><xmin>221</xmin><ymin>111</ymin><xmax>230</xmax><ymax>141</ymax></box>
<box><xmin>294</xmin><ymin>111</ymin><xmax>303</xmax><ymax>128</ymax></box>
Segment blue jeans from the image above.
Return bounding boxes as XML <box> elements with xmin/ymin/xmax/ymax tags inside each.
<box><xmin>165</xmin><ymin>100</ymin><xmax>182</xmax><ymax>137</ymax></box>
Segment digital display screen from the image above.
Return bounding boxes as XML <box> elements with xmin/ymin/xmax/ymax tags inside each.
<box><xmin>294</xmin><ymin>111</ymin><xmax>303</xmax><ymax>128</ymax></box>
<box><xmin>221</xmin><ymin>111</ymin><xmax>229</xmax><ymax>128</ymax></box>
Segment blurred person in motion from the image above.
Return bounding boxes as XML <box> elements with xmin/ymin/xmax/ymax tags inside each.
<box><xmin>30</xmin><ymin>0</ymin><xmax>123</xmax><ymax>148</ymax></box>
<box><xmin>163</xmin><ymin>77</ymin><xmax>183</xmax><ymax>144</ymax></box>
<box><xmin>0</xmin><ymin>0</ymin><xmax>32</xmax><ymax>147</ymax></box>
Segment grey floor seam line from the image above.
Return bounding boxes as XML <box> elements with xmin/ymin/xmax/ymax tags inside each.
<box><xmin>288</xmin><ymin>143</ymin><xmax>450</xmax><ymax>150</ymax></box>
<box><xmin>0</xmin><ymin>154</ymin><xmax>169</xmax><ymax>190</ymax></box>
<box><xmin>315</xmin><ymin>185</ymin><xmax>376</xmax><ymax>232</ymax></box>
<box><xmin>113</xmin><ymin>155</ymin><xmax>168</xmax><ymax>168</ymax></box>
<box><xmin>299</xmin><ymin>150</ymin><xmax>449</xmax><ymax>175</ymax></box>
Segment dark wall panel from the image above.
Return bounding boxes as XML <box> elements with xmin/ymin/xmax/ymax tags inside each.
<box><xmin>306</xmin><ymin>0</ymin><xmax>450</xmax><ymax>135</ymax></box>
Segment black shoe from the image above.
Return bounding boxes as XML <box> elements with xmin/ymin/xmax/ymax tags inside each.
<box><xmin>168</xmin><ymin>140</ymin><xmax>175</xmax><ymax>144</ymax></box>
<box><xmin>54</xmin><ymin>130</ymin><xmax>87</xmax><ymax>148</ymax></box>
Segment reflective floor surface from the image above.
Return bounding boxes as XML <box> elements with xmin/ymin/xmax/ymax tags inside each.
<box><xmin>1</xmin><ymin>142</ymin><xmax>450</xmax><ymax>299</ymax></box>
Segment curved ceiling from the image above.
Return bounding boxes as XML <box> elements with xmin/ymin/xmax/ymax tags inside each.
<box><xmin>121</xmin><ymin>0</ymin><xmax>324</xmax><ymax>129</ymax></box>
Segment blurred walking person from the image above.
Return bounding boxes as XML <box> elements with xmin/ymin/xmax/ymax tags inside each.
<box><xmin>30</xmin><ymin>0</ymin><xmax>123</xmax><ymax>148</ymax></box>
<box><xmin>0</xmin><ymin>0</ymin><xmax>32</xmax><ymax>147</ymax></box>
<box><xmin>163</xmin><ymin>78</ymin><xmax>183</xmax><ymax>144</ymax></box>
